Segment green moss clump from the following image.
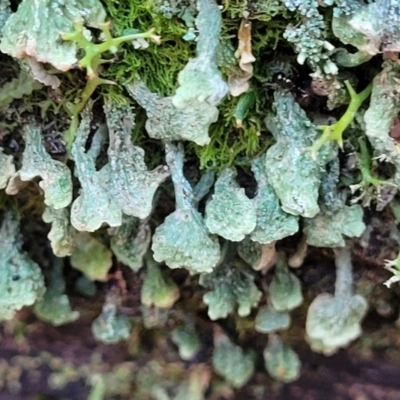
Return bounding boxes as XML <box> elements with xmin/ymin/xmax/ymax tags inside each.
<box><xmin>100</xmin><ymin>0</ymin><xmax>296</xmax><ymax>171</ymax></box>
<box><xmin>101</xmin><ymin>0</ymin><xmax>195</xmax><ymax>96</ymax></box>
<box><xmin>187</xmin><ymin>93</ymin><xmax>268</xmax><ymax>171</ymax></box>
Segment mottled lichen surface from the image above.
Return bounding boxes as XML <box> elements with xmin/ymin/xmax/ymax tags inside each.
<box><xmin>1</xmin><ymin>0</ymin><xmax>400</xmax><ymax>395</ymax></box>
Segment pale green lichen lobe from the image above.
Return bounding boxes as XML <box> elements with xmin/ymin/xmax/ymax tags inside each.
<box><xmin>109</xmin><ymin>215</ymin><xmax>151</xmax><ymax>272</ymax></box>
<box><xmin>0</xmin><ymin>210</ymin><xmax>45</xmax><ymax>321</ymax></box>
<box><xmin>19</xmin><ymin>123</ymin><xmax>72</xmax><ymax>209</ymax></box>
<box><xmin>304</xmin><ymin>204</ymin><xmax>365</xmax><ymax>247</ymax></box>
<box><xmin>264</xmin><ymin>335</ymin><xmax>301</xmax><ymax>383</ymax></box>
<box><xmin>172</xmin><ymin>0</ymin><xmax>228</xmax><ymax>108</ymax></box>
<box><xmin>34</xmin><ymin>259</ymin><xmax>79</xmax><ymax>326</ymax></box>
<box><xmin>269</xmin><ymin>254</ymin><xmax>303</xmax><ymax>312</ymax></box>
<box><xmin>306</xmin><ymin>247</ymin><xmax>368</xmax><ymax>355</ymax></box>
<box><xmin>71</xmin><ymin>110</ymin><xmax>122</xmax><ymax>231</ymax></box>
<box><xmin>70</xmin><ymin>232</ymin><xmax>112</xmax><ymax>281</ymax></box>
<box><xmin>126</xmin><ymin>81</ymin><xmax>218</xmax><ymax>146</ymax></box>
<box><xmin>151</xmin><ymin>143</ymin><xmax>221</xmax><ymax>274</ymax></box>
<box><xmin>255</xmin><ymin>305</ymin><xmax>291</xmax><ymax>334</ymax></box>
<box><xmin>205</xmin><ymin>168</ymin><xmax>257</xmax><ymax>242</ymax></box>
<box><xmin>171</xmin><ymin>324</ymin><xmax>201</xmax><ymax>361</ymax></box>
<box><xmin>105</xmin><ymin>99</ymin><xmax>169</xmax><ymax>218</ymax></box>
<box><xmin>200</xmin><ymin>258</ymin><xmax>262</xmax><ymax>320</ymax></box>
<box><xmin>0</xmin><ymin>147</ymin><xmax>15</xmax><ymax>189</ymax></box>
<box><xmin>250</xmin><ymin>156</ymin><xmax>299</xmax><ymax>244</ymax></box>
<box><xmin>140</xmin><ymin>256</ymin><xmax>180</xmax><ymax>308</ymax></box>
<box><xmin>265</xmin><ymin>90</ymin><xmax>334</xmax><ymax>218</ymax></box>
<box><xmin>42</xmin><ymin>207</ymin><xmax>75</xmax><ymax>257</ymax></box>
<box><xmin>92</xmin><ymin>303</ymin><xmax>131</xmax><ymax>344</ymax></box>
<box><xmin>212</xmin><ymin>333</ymin><xmax>255</xmax><ymax>388</ymax></box>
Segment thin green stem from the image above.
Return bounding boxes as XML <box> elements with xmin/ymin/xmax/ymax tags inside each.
<box><xmin>354</xmin><ymin>137</ymin><xmax>396</xmax><ymax>195</ymax></box>
<box><xmin>63</xmin><ymin>22</ymin><xmax>157</xmax><ymax>78</ymax></box>
<box><xmin>334</xmin><ymin>247</ymin><xmax>353</xmax><ymax>299</ymax></box>
<box><xmin>64</xmin><ymin>77</ymin><xmax>115</xmax><ymax>154</ymax></box>
<box><xmin>310</xmin><ymin>81</ymin><xmax>372</xmax><ymax>159</ymax></box>
<box><xmin>357</xmin><ymin>138</ymin><xmax>382</xmax><ymax>187</ymax></box>
<box><xmin>62</xmin><ymin>21</ymin><xmax>159</xmax><ymax>155</ymax></box>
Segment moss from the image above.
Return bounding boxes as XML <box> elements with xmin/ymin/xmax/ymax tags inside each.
<box><xmin>98</xmin><ymin>0</ymin><xmax>296</xmax><ymax>171</ymax></box>
<box><xmin>101</xmin><ymin>0</ymin><xmax>195</xmax><ymax>96</ymax></box>
<box><xmin>186</xmin><ymin>93</ymin><xmax>267</xmax><ymax>171</ymax></box>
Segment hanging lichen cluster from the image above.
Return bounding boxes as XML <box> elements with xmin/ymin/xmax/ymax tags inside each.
<box><xmin>1</xmin><ymin>0</ymin><xmax>400</xmax><ymax>397</ymax></box>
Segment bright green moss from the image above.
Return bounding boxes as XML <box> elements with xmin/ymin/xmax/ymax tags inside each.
<box><xmin>188</xmin><ymin>94</ymin><xmax>268</xmax><ymax>171</ymax></box>
<box><xmin>100</xmin><ymin>0</ymin><xmax>290</xmax><ymax>171</ymax></box>
<box><xmin>101</xmin><ymin>0</ymin><xmax>195</xmax><ymax>96</ymax></box>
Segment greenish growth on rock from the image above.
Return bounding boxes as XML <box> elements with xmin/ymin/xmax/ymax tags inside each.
<box><xmin>269</xmin><ymin>254</ymin><xmax>303</xmax><ymax>312</ymax></box>
<box><xmin>71</xmin><ymin>109</ymin><xmax>122</xmax><ymax>232</ymax></box>
<box><xmin>104</xmin><ymin>99</ymin><xmax>169</xmax><ymax>218</ymax></box>
<box><xmin>141</xmin><ymin>255</ymin><xmax>180</xmax><ymax>308</ymax></box>
<box><xmin>332</xmin><ymin>1</ymin><xmax>400</xmax><ymax>65</ymax></box>
<box><xmin>331</xmin><ymin>13</ymin><xmax>371</xmax><ymax>67</ymax></box>
<box><xmin>205</xmin><ymin>168</ymin><xmax>257</xmax><ymax>242</ymax></box>
<box><xmin>0</xmin><ymin>0</ymin><xmax>397</xmax><ymax>388</ymax></box>
<box><xmin>306</xmin><ymin>247</ymin><xmax>368</xmax><ymax>355</ymax></box>
<box><xmin>316</xmin><ymin>148</ymin><xmax>369</xmax><ymax>230</ymax></box>
<box><xmin>70</xmin><ymin>232</ymin><xmax>112</xmax><ymax>281</ymax></box>
<box><xmin>282</xmin><ymin>0</ymin><xmax>337</xmax><ymax>75</ymax></box>
<box><xmin>265</xmin><ymin>89</ymin><xmax>335</xmax><ymax>218</ymax></box>
<box><xmin>125</xmin><ymin>80</ymin><xmax>218</xmax><ymax>146</ymax></box>
<box><xmin>15</xmin><ymin>123</ymin><xmax>72</xmax><ymax>209</ymax></box>
<box><xmin>255</xmin><ymin>305</ymin><xmax>291</xmax><ymax>334</ymax></box>
<box><xmin>200</xmin><ymin>252</ymin><xmax>262</xmax><ymax>320</ymax></box>
<box><xmin>250</xmin><ymin>155</ymin><xmax>299</xmax><ymax>244</ymax></box>
<box><xmin>304</xmin><ymin>204</ymin><xmax>365</xmax><ymax>247</ymax></box>
<box><xmin>0</xmin><ymin>147</ymin><xmax>15</xmax><ymax>189</ymax></box>
<box><xmin>263</xmin><ymin>334</ymin><xmax>301</xmax><ymax>383</ymax></box>
<box><xmin>152</xmin><ymin>143</ymin><xmax>221</xmax><ymax>274</ymax></box>
<box><xmin>172</xmin><ymin>0</ymin><xmax>228</xmax><ymax>108</ymax></box>
<box><xmin>0</xmin><ymin>209</ymin><xmax>45</xmax><ymax>321</ymax></box>
<box><xmin>42</xmin><ymin>207</ymin><xmax>75</xmax><ymax>257</ymax></box>
<box><xmin>34</xmin><ymin>258</ymin><xmax>79</xmax><ymax>326</ymax></box>
<box><xmin>212</xmin><ymin>332</ymin><xmax>255</xmax><ymax>388</ymax></box>
<box><xmin>171</xmin><ymin>323</ymin><xmax>201</xmax><ymax>361</ymax></box>
<box><xmin>0</xmin><ymin>69</ymin><xmax>42</xmax><ymax>109</ymax></box>
<box><xmin>364</xmin><ymin>60</ymin><xmax>400</xmax><ymax>187</ymax></box>
<box><xmin>0</xmin><ymin>0</ymin><xmax>10</xmax><ymax>35</ymax></box>
<box><xmin>92</xmin><ymin>302</ymin><xmax>131</xmax><ymax>344</ymax></box>
<box><xmin>109</xmin><ymin>215</ymin><xmax>151</xmax><ymax>272</ymax></box>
